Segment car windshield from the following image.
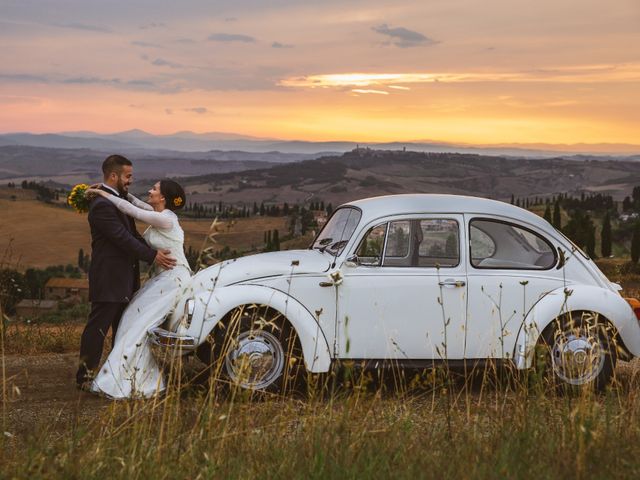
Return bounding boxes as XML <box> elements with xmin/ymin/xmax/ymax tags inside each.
<box><xmin>312</xmin><ymin>207</ymin><xmax>362</xmax><ymax>255</ymax></box>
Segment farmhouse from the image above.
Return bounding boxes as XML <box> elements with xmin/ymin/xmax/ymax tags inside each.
<box><xmin>44</xmin><ymin>277</ymin><xmax>89</xmax><ymax>301</ymax></box>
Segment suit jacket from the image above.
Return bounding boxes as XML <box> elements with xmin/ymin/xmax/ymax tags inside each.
<box><xmin>88</xmin><ymin>187</ymin><xmax>156</xmax><ymax>302</ymax></box>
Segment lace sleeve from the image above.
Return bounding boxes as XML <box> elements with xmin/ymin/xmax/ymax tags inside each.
<box><xmin>104</xmin><ymin>195</ymin><xmax>173</xmax><ymax>229</ymax></box>
<box><xmin>127</xmin><ymin>193</ymin><xmax>153</xmax><ymax>211</ymax></box>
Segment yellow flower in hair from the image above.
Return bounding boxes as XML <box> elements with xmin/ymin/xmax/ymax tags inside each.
<box><xmin>173</xmin><ymin>196</ymin><xmax>183</xmax><ymax>207</ymax></box>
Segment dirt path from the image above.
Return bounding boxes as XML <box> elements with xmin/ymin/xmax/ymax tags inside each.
<box><xmin>2</xmin><ymin>353</ymin><xmax>110</xmax><ymax>437</ymax></box>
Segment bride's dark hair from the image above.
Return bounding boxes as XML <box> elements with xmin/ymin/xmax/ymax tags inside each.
<box><xmin>160</xmin><ymin>180</ymin><xmax>186</xmax><ymax>211</ymax></box>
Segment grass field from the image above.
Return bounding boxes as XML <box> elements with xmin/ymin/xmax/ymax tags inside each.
<box><xmin>0</xmin><ymin>193</ymin><xmax>291</xmax><ymax>269</ymax></box>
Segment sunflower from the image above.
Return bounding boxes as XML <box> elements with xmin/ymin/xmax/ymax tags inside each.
<box><xmin>67</xmin><ymin>184</ymin><xmax>91</xmax><ymax>213</ymax></box>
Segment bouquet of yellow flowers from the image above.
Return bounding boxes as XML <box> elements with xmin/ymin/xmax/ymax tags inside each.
<box><xmin>67</xmin><ymin>183</ymin><xmax>91</xmax><ymax>213</ymax></box>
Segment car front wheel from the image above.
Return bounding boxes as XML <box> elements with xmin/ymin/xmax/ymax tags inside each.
<box><xmin>197</xmin><ymin>305</ymin><xmax>304</xmax><ymax>394</ymax></box>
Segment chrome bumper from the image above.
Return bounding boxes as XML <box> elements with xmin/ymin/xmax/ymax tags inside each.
<box><xmin>147</xmin><ymin>327</ymin><xmax>198</xmax><ymax>368</ymax></box>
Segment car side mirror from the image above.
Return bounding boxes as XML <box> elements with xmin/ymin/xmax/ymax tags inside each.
<box><xmin>344</xmin><ymin>254</ymin><xmax>360</xmax><ymax>267</ymax></box>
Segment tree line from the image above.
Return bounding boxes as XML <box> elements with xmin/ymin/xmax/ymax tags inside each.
<box><xmin>512</xmin><ymin>190</ymin><xmax>640</xmax><ymax>263</ymax></box>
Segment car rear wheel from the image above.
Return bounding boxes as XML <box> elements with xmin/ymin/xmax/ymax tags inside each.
<box><xmin>540</xmin><ymin>311</ymin><xmax>616</xmax><ymax>392</ymax></box>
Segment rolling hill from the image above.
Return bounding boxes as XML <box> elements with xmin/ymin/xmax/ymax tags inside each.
<box><xmin>174</xmin><ymin>148</ymin><xmax>640</xmax><ymax>206</ymax></box>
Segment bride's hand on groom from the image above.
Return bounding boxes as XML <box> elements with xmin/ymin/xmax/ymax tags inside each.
<box><xmin>155</xmin><ymin>249</ymin><xmax>177</xmax><ymax>269</ymax></box>
<box><xmin>85</xmin><ymin>188</ymin><xmax>106</xmax><ymax>200</ymax></box>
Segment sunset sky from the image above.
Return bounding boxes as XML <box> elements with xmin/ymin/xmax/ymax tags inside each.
<box><xmin>1</xmin><ymin>0</ymin><xmax>639</xmax><ymax>145</ymax></box>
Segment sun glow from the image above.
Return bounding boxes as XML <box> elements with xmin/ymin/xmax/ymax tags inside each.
<box><xmin>279</xmin><ymin>64</ymin><xmax>640</xmax><ymax>90</ymax></box>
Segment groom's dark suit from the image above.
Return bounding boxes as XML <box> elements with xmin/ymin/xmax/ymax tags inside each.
<box><xmin>76</xmin><ymin>185</ymin><xmax>157</xmax><ymax>386</ymax></box>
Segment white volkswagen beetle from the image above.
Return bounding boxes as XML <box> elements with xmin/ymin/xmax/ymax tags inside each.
<box><xmin>149</xmin><ymin>194</ymin><xmax>640</xmax><ymax>392</ymax></box>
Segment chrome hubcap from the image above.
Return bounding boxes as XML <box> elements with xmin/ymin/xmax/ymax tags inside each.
<box><xmin>225</xmin><ymin>330</ymin><xmax>284</xmax><ymax>390</ymax></box>
<box><xmin>552</xmin><ymin>331</ymin><xmax>605</xmax><ymax>386</ymax></box>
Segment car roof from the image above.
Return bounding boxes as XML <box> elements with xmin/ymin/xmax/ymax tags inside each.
<box><xmin>344</xmin><ymin>194</ymin><xmax>552</xmax><ymax>231</ymax></box>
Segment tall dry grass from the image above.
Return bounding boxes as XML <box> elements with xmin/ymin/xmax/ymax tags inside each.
<box><xmin>3</xmin><ymin>361</ymin><xmax>640</xmax><ymax>479</ymax></box>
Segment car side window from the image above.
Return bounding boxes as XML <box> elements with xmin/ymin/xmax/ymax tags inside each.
<box><xmin>383</xmin><ymin>219</ymin><xmax>460</xmax><ymax>267</ymax></box>
<box><xmin>470</xmin><ymin>219</ymin><xmax>557</xmax><ymax>269</ymax></box>
<box><xmin>355</xmin><ymin>224</ymin><xmax>387</xmax><ymax>266</ymax></box>
<box><xmin>417</xmin><ymin>219</ymin><xmax>460</xmax><ymax>267</ymax></box>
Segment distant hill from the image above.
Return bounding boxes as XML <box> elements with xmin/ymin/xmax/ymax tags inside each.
<box><xmin>0</xmin><ymin>145</ymin><xmax>314</xmax><ymax>186</ymax></box>
<box><xmin>174</xmin><ymin>148</ymin><xmax>640</xmax><ymax>206</ymax></box>
<box><xmin>2</xmin><ymin>130</ymin><xmax>639</xmax><ymax>156</ymax></box>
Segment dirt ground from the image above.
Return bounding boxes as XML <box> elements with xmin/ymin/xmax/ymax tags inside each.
<box><xmin>1</xmin><ymin>353</ymin><xmax>109</xmax><ymax>438</ymax></box>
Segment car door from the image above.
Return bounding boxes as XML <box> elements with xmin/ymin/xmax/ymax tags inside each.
<box><xmin>464</xmin><ymin>216</ymin><xmax>564</xmax><ymax>358</ymax></box>
<box><xmin>336</xmin><ymin>215</ymin><xmax>468</xmax><ymax>360</ymax></box>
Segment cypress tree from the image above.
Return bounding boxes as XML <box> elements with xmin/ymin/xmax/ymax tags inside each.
<box><xmin>552</xmin><ymin>201</ymin><xmax>561</xmax><ymax>229</ymax></box>
<box><xmin>633</xmin><ymin>186</ymin><xmax>640</xmax><ymax>209</ymax></box>
<box><xmin>586</xmin><ymin>221</ymin><xmax>596</xmax><ymax>258</ymax></box>
<box><xmin>78</xmin><ymin>248</ymin><xmax>84</xmax><ymax>270</ymax></box>
<box><xmin>601</xmin><ymin>212</ymin><xmax>612</xmax><ymax>258</ymax></box>
<box><xmin>543</xmin><ymin>205</ymin><xmax>552</xmax><ymax>223</ymax></box>
<box><xmin>273</xmin><ymin>229</ymin><xmax>280</xmax><ymax>251</ymax></box>
<box><xmin>632</xmin><ymin>222</ymin><xmax>640</xmax><ymax>263</ymax></box>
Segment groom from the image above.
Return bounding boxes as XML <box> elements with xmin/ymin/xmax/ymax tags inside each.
<box><xmin>76</xmin><ymin>154</ymin><xmax>176</xmax><ymax>389</ymax></box>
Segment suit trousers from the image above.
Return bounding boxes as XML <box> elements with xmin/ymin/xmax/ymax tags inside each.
<box><xmin>76</xmin><ymin>302</ymin><xmax>127</xmax><ymax>385</ymax></box>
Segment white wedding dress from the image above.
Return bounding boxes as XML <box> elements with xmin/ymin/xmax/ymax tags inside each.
<box><xmin>91</xmin><ymin>193</ymin><xmax>192</xmax><ymax>399</ymax></box>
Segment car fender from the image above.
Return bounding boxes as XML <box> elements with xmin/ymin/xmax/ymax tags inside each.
<box><xmin>184</xmin><ymin>284</ymin><xmax>332</xmax><ymax>373</ymax></box>
<box><xmin>512</xmin><ymin>285</ymin><xmax>640</xmax><ymax>368</ymax></box>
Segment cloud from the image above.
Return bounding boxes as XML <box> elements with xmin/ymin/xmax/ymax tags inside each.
<box><xmin>280</xmin><ymin>64</ymin><xmax>640</xmax><ymax>89</ymax></box>
<box><xmin>62</xmin><ymin>77</ymin><xmax>121</xmax><ymax>85</ymax></box>
<box><xmin>372</xmin><ymin>24</ymin><xmax>437</xmax><ymax>48</ymax></box>
<box><xmin>184</xmin><ymin>107</ymin><xmax>208</xmax><ymax>114</ymax></box>
<box><xmin>0</xmin><ymin>71</ymin><xmax>185</xmax><ymax>93</ymax></box>
<box><xmin>0</xmin><ymin>73</ymin><xmax>49</xmax><ymax>83</ymax></box>
<box><xmin>55</xmin><ymin>23</ymin><xmax>112</xmax><ymax>33</ymax></box>
<box><xmin>225</xmin><ymin>17</ymin><xmax>238</xmax><ymax>22</ymax></box>
<box><xmin>165</xmin><ymin>108</ymin><xmax>173</xmax><ymax>115</ymax></box>
<box><xmin>175</xmin><ymin>37</ymin><xmax>195</xmax><ymax>44</ymax></box>
<box><xmin>60</xmin><ymin>76</ymin><xmax>178</xmax><ymax>92</ymax></box>
<box><xmin>151</xmin><ymin>58</ymin><xmax>183</xmax><ymax>69</ymax></box>
<box><xmin>207</xmin><ymin>33</ymin><xmax>256</xmax><ymax>43</ymax></box>
<box><xmin>131</xmin><ymin>40</ymin><xmax>163</xmax><ymax>48</ymax></box>
<box><xmin>352</xmin><ymin>89</ymin><xmax>389</xmax><ymax>95</ymax></box>
<box><xmin>140</xmin><ymin>22</ymin><xmax>167</xmax><ymax>30</ymax></box>
<box><xmin>272</xmin><ymin>42</ymin><xmax>294</xmax><ymax>49</ymax></box>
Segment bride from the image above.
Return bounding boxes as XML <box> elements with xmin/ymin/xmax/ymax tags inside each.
<box><xmin>87</xmin><ymin>180</ymin><xmax>192</xmax><ymax>399</ymax></box>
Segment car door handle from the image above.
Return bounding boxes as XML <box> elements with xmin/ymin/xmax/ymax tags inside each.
<box><xmin>438</xmin><ymin>279</ymin><xmax>466</xmax><ymax>287</ymax></box>
<box><xmin>319</xmin><ymin>281</ymin><xmax>334</xmax><ymax>287</ymax></box>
